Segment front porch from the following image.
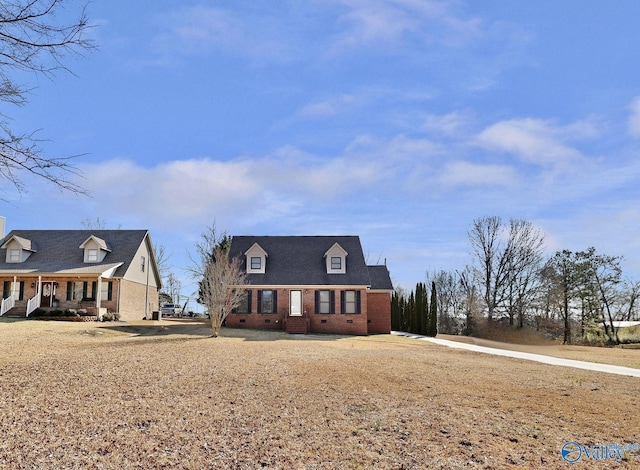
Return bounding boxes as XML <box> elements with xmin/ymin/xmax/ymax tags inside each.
<box><xmin>1</xmin><ymin>275</ymin><xmax>116</xmax><ymax>318</ymax></box>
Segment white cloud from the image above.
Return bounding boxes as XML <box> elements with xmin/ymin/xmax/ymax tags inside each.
<box><xmin>155</xmin><ymin>5</ymin><xmax>294</xmax><ymax>63</ymax></box>
<box><xmin>298</xmin><ymin>94</ymin><xmax>366</xmax><ymax>118</ymax></box>
<box><xmin>628</xmin><ymin>96</ymin><xmax>640</xmax><ymax>138</ymax></box>
<box><xmin>422</xmin><ymin>111</ymin><xmax>474</xmax><ymax>136</ymax></box>
<box><xmin>477</xmin><ymin>118</ymin><xmax>586</xmax><ymax>168</ymax></box>
<box><xmin>438</xmin><ymin>161</ymin><xmax>517</xmax><ymax>188</ymax></box>
<box><xmin>325</xmin><ymin>0</ymin><xmax>482</xmax><ymax>54</ymax></box>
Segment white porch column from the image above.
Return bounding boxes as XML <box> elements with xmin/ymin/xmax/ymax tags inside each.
<box><xmin>96</xmin><ymin>276</ymin><xmax>102</xmax><ymax>317</ymax></box>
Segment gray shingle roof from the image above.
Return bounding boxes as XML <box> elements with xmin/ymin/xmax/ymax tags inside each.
<box><xmin>229</xmin><ymin>235</ymin><xmax>392</xmax><ymax>289</ymax></box>
<box><xmin>0</xmin><ymin>230</ymin><xmax>149</xmax><ymax>278</ymax></box>
<box><xmin>368</xmin><ymin>265</ymin><xmax>394</xmax><ymax>290</ymax></box>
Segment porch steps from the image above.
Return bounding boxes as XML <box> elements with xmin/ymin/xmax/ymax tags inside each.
<box><xmin>285</xmin><ymin>316</ymin><xmax>308</xmax><ymax>334</ymax></box>
<box><xmin>1</xmin><ymin>307</ymin><xmax>26</xmax><ymax>318</ymax></box>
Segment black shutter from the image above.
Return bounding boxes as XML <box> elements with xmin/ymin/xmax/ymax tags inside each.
<box><xmin>107</xmin><ymin>282</ymin><xmax>113</xmax><ymax>301</ymax></box>
<box><xmin>2</xmin><ymin>281</ymin><xmax>9</xmax><ymax>298</ymax></box>
<box><xmin>340</xmin><ymin>291</ymin><xmax>345</xmax><ymax>314</ymax></box>
<box><xmin>314</xmin><ymin>291</ymin><xmax>319</xmax><ymax>314</ymax></box>
<box><xmin>247</xmin><ymin>290</ymin><xmax>252</xmax><ymax>313</ymax></box>
<box><xmin>257</xmin><ymin>290</ymin><xmax>262</xmax><ymax>313</ymax></box>
<box><xmin>330</xmin><ymin>291</ymin><xmax>336</xmax><ymax>314</ymax></box>
<box><xmin>231</xmin><ymin>289</ymin><xmax>238</xmax><ymax>313</ymax></box>
<box><xmin>272</xmin><ymin>290</ymin><xmax>277</xmax><ymax>314</ymax></box>
<box><xmin>66</xmin><ymin>282</ymin><xmax>72</xmax><ymax>301</ymax></box>
<box><xmin>19</xmin><ymin>282</ymin><xmax>24</xmax><ymax>301</ymax></box>
<box><xmin>82</xmin><ymin>282</ymin><xmax>88</xmax><ymax>300</ymax></box>
<box><xmin>91</xmin><ymin>281</ymin><xmax>97</xmax><ymax>301</ymax></box>
<box><xmin>356</xmin><ymin>290</ymin><xmax>361</xmax><ymax>314</ymax></box>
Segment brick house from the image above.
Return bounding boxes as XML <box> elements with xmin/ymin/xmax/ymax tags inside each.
<box><xmin>0</xmin><ymin>230</ymin><xmax>161</xmax><ymax>321</ymax></box>
<box><xmin>225</xmin><ymin>236</ymin><xmax>393</xmax><ymax>335</ymax></box>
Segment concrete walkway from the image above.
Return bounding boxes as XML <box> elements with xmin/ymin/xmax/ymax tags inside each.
<box><xmin>392</xmin><ymin>331</ymin><xmax>640</xmax><ymax>378</ymax></box>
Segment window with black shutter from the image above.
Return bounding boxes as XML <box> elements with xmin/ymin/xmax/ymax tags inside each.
<box><xmin>340</xmin><ymin>290</ymin><xmax>361</xmax><ymax>314</ymax></box>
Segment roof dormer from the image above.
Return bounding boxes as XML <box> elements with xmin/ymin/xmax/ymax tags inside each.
<box><xmin>1</xmin><ymin>235</ymin><xmax>36</xmax><ymax>263</ymax></box>
<box><xmin>324</xmin><ymin>242</ymin><xmax>347</xmax><ymax>274</ymax></box>
<box><xmin>245</xmin><ymin>243</ymin><xmax>268</xmax><ymax>274</ymax></box>
<box><xmin>79</xmin><ymin>235</ymin><xmax>111</xmax><ymax>263</ymax></box>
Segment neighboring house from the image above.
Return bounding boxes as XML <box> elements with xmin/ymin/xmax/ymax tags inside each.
<box><xmin>0</xmin><ymin>230</ymin><xmax>161</xmax><ymax>321</ymax></box>
<box><xmin>225</xmin><ymin>236</ymin><xmax>393</xmax><ymax>335</ymax></box>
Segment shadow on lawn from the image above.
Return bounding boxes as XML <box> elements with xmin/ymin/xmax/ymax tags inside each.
<box><xmin>99</xmin><ymin>318</ymin><xmax>212</xmax><ymax>338</ymax></box>
<box><xmin>98</xmin><ymin>319</ymin><xmax>346</xmax><ymax>342</ymax></box>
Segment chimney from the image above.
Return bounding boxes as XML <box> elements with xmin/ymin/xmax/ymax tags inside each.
<box><xmin>0</xmin><ymin>216</ymin><xmax>5</xmax><ymax>239</ymax></box>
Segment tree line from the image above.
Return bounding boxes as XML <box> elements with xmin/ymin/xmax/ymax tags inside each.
<box><xmin>395</xmin><ymin>216</ymin><xmax>640</xmax><ymax>345</ymax></box>
<box><xmin>391</xmin><ymin>281</ymin><xmax>438</xmax><ymax>337</ymax></box>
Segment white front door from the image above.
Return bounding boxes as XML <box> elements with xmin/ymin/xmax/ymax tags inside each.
<box><xmin>290</xmin><ymin>290</ymin><xmax>302</xmax><ymax>316</ymax></box>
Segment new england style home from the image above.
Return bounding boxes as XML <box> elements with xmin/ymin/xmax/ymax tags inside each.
<box><xmin>225</xmin><ymin>236</ymin><xmax>393</xmax><ymax>335</ymax></box>
<box><xmin>0</xmin><ymin>229</ymin><xmax>161</xmax><ymax>321</ymax></box>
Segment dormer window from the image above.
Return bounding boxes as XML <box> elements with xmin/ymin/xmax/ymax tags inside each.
<box><xmin>87</xmin><ymin>249</ymin><xmax>98</xmax><ymax>262</ymax></box>
<box><xmin>2</xmin><ymin>235</ymin><xmax>36</xmax><ymax>263</ymax></box>
<box><xmin>9</xmin><ymin>249</ymin><xmax>20</xmax><ymax>263</ymax></box>
<box><xmin>245</xmin><ymin>243</ymin><xmax>268</xmax><ymax>274</ymax></box>
<box><xmin>80</xmin><ymin>235</ymin><xmax>111</xmax><ymax>263</ymax></box>
<box><xmin>324</xmin><ymin>243</ymin><xmax>347</xmax><ymax>274</ymax></box>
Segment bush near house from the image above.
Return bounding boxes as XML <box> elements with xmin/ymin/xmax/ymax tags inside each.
<box><xmin>27</xmin><ymin>308</ymin><xmax>120</xmax><ymax>322</ymax></box>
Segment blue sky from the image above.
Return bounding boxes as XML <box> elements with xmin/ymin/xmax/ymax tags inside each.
<box><xmin>3</xmin><ymin>0</ymin><xmax>640</xmax><ymax>301</ymax></box>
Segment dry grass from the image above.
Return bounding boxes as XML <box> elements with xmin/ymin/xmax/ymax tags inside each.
<box><xmin>0</xmin><ymin>317</ymin><xmax>638</xmax><ymax>469</ymax></box>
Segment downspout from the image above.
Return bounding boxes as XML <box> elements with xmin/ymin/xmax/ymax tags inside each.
<box><xmin>144</xmin><ymin>256</ymin><xmax>150</xmax><ymax>319</ymax></box>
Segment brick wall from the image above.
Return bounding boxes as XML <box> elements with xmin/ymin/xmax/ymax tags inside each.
<box><xmin>225</xmin><ymin>287</ymin><xmax>369</xmax><ymax>335</ymax></box>
<box><xmin>118</xmin><ymin>279</ymin><xmax>158</xmax><ymax>321</ymax></box>
<box><xmin>225</xmin><ymin>288</ymin><xmax>285</xmax><ymax>330</ymax></box>
<box><xmin>366</xmin><ymin>291</ymin><xmax>392</xmax><ymax>334</ymax></box>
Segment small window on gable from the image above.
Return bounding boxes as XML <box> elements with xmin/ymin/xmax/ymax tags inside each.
<box><xmin>80</xmin><ymin>235</ymin><xmax>111</xmax><ymax>263</ymax></box>
<box><xmin>245</xmin><ymin>243</ymin><xmax>267</xmax><ymax>274</ymax></box>
<box><xmin>324</xmin><ymin>243</ymin><xmax>347</xmax><ymax>274</ymax></box>
<box><xmin>87</xmin><ymin>249</ymin><xmax>98</xmax><ymax>262</ymax></box>
<box><xmin>141</xmin><ymin>256</ymin><xmax>146</xmax><ymax>272</ymax></box>
<box><xmin>8</xmin><ymin>249</ymin><xmax>20</xmax><ymax>263</ymax></box>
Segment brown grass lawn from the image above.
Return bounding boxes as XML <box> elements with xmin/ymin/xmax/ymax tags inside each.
<box><xmin>0</xmin><ymin>318</ymin><xmax>638</xmax><ymax>469</ymax></box>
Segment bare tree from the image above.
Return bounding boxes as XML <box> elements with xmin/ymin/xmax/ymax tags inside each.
<box><xmin>579</xmin><ymin>247</ymin><xmax>623</xmax><ymax>344</ymax></box>
<box><xmin>620</xmin><ymin>280</ymin><xmax>640</xmax><ymax>321</ymax></box>
<box><xmin>468</xmin><ymin>216</ymin><xmax>507</xmax><ymax>321</ymax></box>
<box><xmin>0</xmin><ymin>0</ymin><xmax>93</xmax><ymax>197</ymax></box>
<box><xmin>543</xmin><ymin>250</ymin><xmax>586</xmax><ymax>344</ymax></box>
<box><xmin>81</xmin><ymin>216</ymin><xmax>108</xmax><ymax>229</ymax></box>
<box><xmin>189</xmin><ymin>224</ymin><xmax>247</xmax><ymax>337</ymax></box>
<box><xmin>468</xmin><ymin>216</ymin><xmax>545</xmax><ymax>324</ymax></box>
<box><xmin>503</xmin><ymin>219</ymin><xmax>545</xmax><ymax>327</ymax></box>
<box><xmin>164</xmin><ymin>273</ymin><xmax>182</xmax><ymax>306</ymax></box>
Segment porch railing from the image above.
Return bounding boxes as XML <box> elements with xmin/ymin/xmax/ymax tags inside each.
<box><xmin>26</xmin><ymin>294</ymin><xmax>41</xmax><ymax>317</ymax></box>
<box><xmin>0</xmin><ymin>294</ymin><xmax>15</xmax><ymax>316</ymax></box>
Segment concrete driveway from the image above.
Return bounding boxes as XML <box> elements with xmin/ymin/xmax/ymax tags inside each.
<box><xmin>392</xmin><ymin>331</ymin><xmax>640</xmax><ymax>378</ymax></box>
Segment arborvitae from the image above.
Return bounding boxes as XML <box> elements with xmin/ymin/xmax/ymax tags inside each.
<box><xmin>415</xmin><ymin>283</ymin><xmax>424</xmax><ymax>335</ymax></box>
<box><xmin>391</xmin><ymin>290</ymin><xmax>404</xmax><ymax>331</ymax></box>
<box><xmin>407</xmin><ymin>291</ymin><xmax>416</xmax><ymax>333</ymax></box>
<box><xmin>426</xmin><ymin>281</ymin><xmax>438</xmax><ymax>337</ymax></box>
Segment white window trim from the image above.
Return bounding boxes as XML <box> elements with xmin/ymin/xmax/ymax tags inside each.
<box><xmin>8</xmin><ymin>249</ymin><xmax>20</xmax><ymax>263</ymax></box>
<box><xmin>245</xmin><ymin>243</ymin><xmax>268</xmax><ymax>274</ymax></box>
